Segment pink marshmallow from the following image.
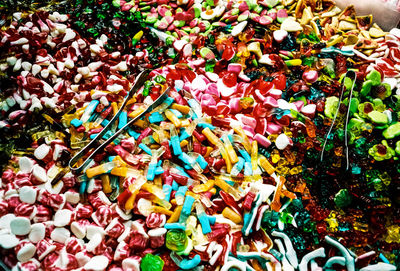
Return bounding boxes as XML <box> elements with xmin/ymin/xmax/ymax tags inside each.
<box><xmin>267</xmin><ymin>89</ymin><xmax>282</xmax><ymax>100</ymax></box>
<box><xmin>227</xmin><ymin>63</ymin><xmax>242</xmax><ymax>74</ymax></box>
<box><xmin>263</xmin><ymin>96</ymin><xmax>278</xmax><ymax>108</ymax></box>
<box><xmin>266</xmin><ymin>122</ymin><xmax>282</xmax><ymax>134</ymax></box>
<box><xmin>205</xmin><ymin>83</ymin><xmax>219</xmax><ymax>97</ymax></box>
<box><xmin>201</xmin><ymin>94</ymin><xmax>217</xmax><ymax>107</ymax></box>
<box><xmin>301</xmin><ymin>104</ymin><xmax>317</xmax><ymax>118</ymax></box>
<box><xmin>229</xmin><ymin>98</ymin><xmax>242</xmax><ymax>113</ymax></box>
<box><xmin>302</xmin><ymin>70</ymin><xmax>319</xmax><ymax>83</ymax></box>
<box><xmin>254</xmin><ymin>133</ymin><xmax>271</xmax><ymax>148</ymax></box>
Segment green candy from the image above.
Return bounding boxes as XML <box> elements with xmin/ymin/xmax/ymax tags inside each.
<box><xmin>334</xmin><ymin>189</ymin><xmax>352</xmax><ymax>208</ymax></box>
<box><xmin>263</xmin><ymin>0</ymin><xmax>279</xmax><ymax>8</ymax></box>
<box><xmin>396</xmin><ymin>141</ymin><xmax>400</xmax><ymax>155</ymax></box>
<box><xmin>200</xmin><ymin>47</ymin><xmax>215</xmax><ymax>60</ymax></box>
<box><xmin>324</xmin><ymin>96</ymin><xmax>339</xmax><ymax>119</ymax></box>
<box><xmin>366</xmin><ymin>69</ymin><xmax>381</xmax><ymax>86</ymax></box>
<box><xmin>368</xmin><ymin>140</ymin><xmax>395</xmax><ymax>161</ymax></box>
<box><xmin>344</xmin><ymin>76</ymin><xmax>354</xmax><ymax>91</ymax></box>
<box><xmin>360</xmin><ymin>80</ymin><xmax>372</xmax><ymax>97</ymax></box>
<box><xmin>140</xmin><ymin>254</ymin><xmax>164</xmax><ymax>271</ymax></box>
<box><xmin>368</xmin><ymin>111</ymin><xmax>388</xmax><ymax>125</ymax></box>
<box><xmin>166</xmin><ymin>230</ymin><xmax>188</xmax><ymax>252</ymax></box>
<box><xmin>383</xmin><ymin>122</ymin><xmax>400</xmax><ymax>139</ymax></box>
<box><xmin>349</xmin><ymin>97</ymin><xmax>359</xmax><ymax>114</ymax></box>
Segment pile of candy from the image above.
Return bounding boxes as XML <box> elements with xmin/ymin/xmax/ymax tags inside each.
<box><xmin>0</xmin><ymin>0</ymin><xmax>399</xmax><ymax>270</ymax></box>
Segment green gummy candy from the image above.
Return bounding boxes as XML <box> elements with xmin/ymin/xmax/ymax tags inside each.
<box><xmin>349</xmin><ymin>97</ymin><xmax>359</xmax><ymax>114</ymax></box>
<box><xmin>344</xmin><ymin>77</ymin><xmax>354</xmax><ymax>91</ymax></box>
<box><xmin>324</xmin><ymin>96</ymin><xmax>339</xmax><ymax>119</ymax></box>
<box><xmin>334</xmin><ymin>189</ymin><xmax>352</xmax><ymax>208</ymax></box>
<box><xmin>368</xmin><ymin>111</ymin><xmax>388</xmax><ymax>125</ymax></box>
<box><xmin>348</xmin><ymin>118</ymin><xmax>364</xmax><ymax>130</ymax></box>
<box><xmin>140</xmin><ymin>254</ymin><xmax>164</xmax><ymax>271</ymax></box>
<box><xmin>396</xmin><ymin>141</ymin><xmax>400</xmax><ymax>155</ymax></box>
<box><xmin>166</xmin><ymin>230</ymin><xmax>188</xmax><ymax>252</ymax></box>
<box><xmin>360</xmin><ymin>80</ymin><xmax>372</xmax><ymax>96</ymax></box>
<box><xmin>383</xmin><ymin>122</ymin><xmax>400</xmax><ymax>139</ymax></box>
<box><xmin>366</xmin><ymin>69</ymin><xmax>381</xmax><ymax>86</ymax></box>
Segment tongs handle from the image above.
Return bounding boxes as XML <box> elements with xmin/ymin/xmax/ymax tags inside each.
<box><xmin>320</xmin><ymin>70</ymin><xmax>357</xmax><ymax>170</ymax></box>
<box><xmin>69</xmin><ymin>70</ymin><xmax>163</xmax><ymax>174</ymax></box>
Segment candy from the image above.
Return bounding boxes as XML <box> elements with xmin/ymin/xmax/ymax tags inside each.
<box><xmin>0</xmin><ymin>1</ymin><xmax>399</xmax><ymax>270</ymax></box>
<box><xmin>10</xmin><ymin>217</ymin><xmax>31</xmax><ymax>236</ymax></box>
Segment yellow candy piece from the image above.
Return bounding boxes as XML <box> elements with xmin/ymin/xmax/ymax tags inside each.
<box><xmin>222</xmin><ymin>207</ymin><xmax>242</xmax><ymax>224</ymax></box>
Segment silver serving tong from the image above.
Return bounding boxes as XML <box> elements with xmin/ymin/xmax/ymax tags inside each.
<box><xmin>320</xmin><ymin>70</ymin><xmax>357</xmax><ymax>171</ymax></box>
<box><xmin>69</xmin><ymin>70</ymin><xmax>170</xmax><ymax>174</ymax></box>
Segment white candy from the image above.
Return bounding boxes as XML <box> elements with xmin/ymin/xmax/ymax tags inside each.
<box><xmin>54</xmin><ymin>209</ymin><xmax>73</xmax><ymax>227</ymax></box>
<box><xmin>10</xmin><ymin>217</ymin><xmax>31</xmax><ymax>235</ymax></box>
<box><xmin>19</xmin><ymin>186</ymin><xmax>37</xmax><ymax>204</ymax></box>
<box><xmin>29</xmin><ymin>223</ymin><xmax>45</xmax><ymax>243</ymax></box>
<box><xmin>122</xmin><ymin>257</ymin><xmax>140</xmax><ymax>271</ymax></box>
<box><xmin>19</xmin><ymin>157</ymin><xmax>35</xmax><ymax>173</ymax></box>
<box><xmin>17</xmin><ymin>243</ymin><xmax>36</xmax><ymax>263</ymax></box>
<box><xmin>273</xmin><ymin>29</ymin><xmax>288</xmax><ymax>43</ymax></box>
<box><xmin>231</xmin><ymin>21</ymin><xmax>248</xmax><ymax>37</ymax></box>
<box><xmin>51</xmin><ymin>227</ymin><xmax>70</xmax><ymax>244</ymax></box>
<box><xmin>32</xmin><ymin>164</ymin><xmax>47</xmax><ymax>183</ymax></box>
<box><xmin>86</xmin><ymin>225</ymin><xmax>106</xmax><ymax>240</ymax></box>
<box><xmin>71</xmin><ymin>222</ymin><xmax>86</xmax><ymax>239</ymax></box>
<box><xmin>0</xmin><ymin>214</ymin><xmax>16</xmax><ymax>230</ymax></box>
<box><xmin>65</xmin><ymin>191</ymin><xmax>80</xmax><ymax>204</ymax></box>
<box><xmin>62</xmin><ymin>28</ymin><xmax>76</xmax><ymax>43</ymax></box>
<box><xmin>275</xmin><ymin>133</ymin><xmax>291</xmax><ymax>150</ymax></box>
<box><xmin>34</xmin><ymin>144</ymin><xmax>50</xmax><ymax>160</ymax></box>
<box><xmin>86</xmin><ymin>233</ymin><xmax>102</xmax><ymax>253</ymax></box>
<box><xmin>0</xmin><ymin>234</ymin><xmax>19</xmax><ymax>249</ymax></box>
<box><xmin>84</xmin><ymin>255</ymin><xmax>109</xmax><ymax>271</ymax></box>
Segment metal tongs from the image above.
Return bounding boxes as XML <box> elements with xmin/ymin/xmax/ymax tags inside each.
<box><xmin>69</xmin><ymin>70</ymin><xmax>170</xmax><ymax>174</ymax></box>
<box><xmin>320</xmin><ymin>70</ymin><xmax>357</xmax><ymax>171</ymax></box>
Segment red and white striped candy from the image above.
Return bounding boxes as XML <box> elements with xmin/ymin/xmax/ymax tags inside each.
<box><xmin>74</xmin><ymin>204</ymin><xmax>93</xmax><ymax>220</ymax></box>
<box><xmin>47</xmin><ymin>193</ymin><xmax>65</xmax><ymax>210</ymax></box>
<box><xmin>1</xmin><ymin>169</ymin><xmax>15</xmax><ymax>184</ymax></box>
<box><xmin>113</xmin><ymin>241</ymin><xmax>130</xmax><ymax>261</ymax></box>
<box><xmin>65</xmin><ymin>237</ymin><xmax>84</xmax><ymax>254</ymax></box>
<box><xmin>18</xmin><ymin>258</ymin><xmax>41</xmax><ymax>271</ymax></box>
<box><xmin>33</xmin><ymin>205</ymin><xmax>52</xmax><ymax>223</ymax></box>
<box><xmin>105</xmin><ymin>218</ymin><xmax>124</xmax><ymax>238</ymax></box>
<box><xmin>15</xmin><ymin>202</ymin><xmax>37</xmax><ymax>220</ymax></box>
<box><xmin>88</xmin><ymin>191</ymin><xmax>111</xmax><ymax>209</ymax></box>
<box><xmin>148</xmin><ymin>228</ymin><xmax>167</xmax><ymax>248</ymax></box>
<box><xmin>145</xmin><ymin>213</ymin><xmax>166</xmax><ymax>229</ymax></box>
<box><xmin>91</xmin><ymin>205</ymin><xmax>113</xmax><ymax>227</ymax></box>
<box><xmin>36</xmin><ymin>239</ymin><xmax>56</xmax><ymax>260</ymax></box>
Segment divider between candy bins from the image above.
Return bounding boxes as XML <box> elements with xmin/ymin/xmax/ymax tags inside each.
<box><xmin>0</xmin><ymin>0</ymin><xmax>399</xmax><ymax>270</ymax></box>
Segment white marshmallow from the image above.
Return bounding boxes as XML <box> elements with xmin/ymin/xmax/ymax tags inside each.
<box><xmin>18</xmin><ymin>157</ymin><xmax>35</xmax><ymax>173</ymax></box>
<box><xmin>34</xmin><ymin>144</ymin><xmax>50</xmax><ymax>160</ymax></box>
<box><xmin>0</xmin><ymin>234</ymin><xmax>19</xmax><ymax>249</ymax></box>
<box><xmin>51</xmin><ymin>227</ymin><xmax>70</xmax><ymax>244</ymax></box>
<box><xmin>0</xmin><ymin>214</ymin><xmax>16</xmax><ymax>230</ymax></box>
<box><xmin>54</xmin><ymin>209</ymin><xmax>72</xmax><ymax>227</ymax></box>
<box><xmin>10</xmin><ymin>217</ymin><xmax>31</xmax><ymax>235</ymax></box>
<box><xmin>32</xmin><ymin>164</ymin><xmax>47</xmax><ymax>183</ymax></box>
<box><xmin>275</xmin><ymin>134</ymin><xmax>292</xmax><ymax>150</ymax></box>
<box><xmin>19</xmin><ymin>186</ymin><xmax>37</xmax><ymax>204</ymax></box>
<box><xmin>29</xmin><ymin>223</ymin><xmax>45</xmax><ymax>243</ymax></box>
<box><xmin>86</xmin><ymin>233</ymin><xmax>102</xmax><ymax>252</ymax></box>
<box><xmin>84</xmin><ymin>255</ymin><xmax>109</xmax><ymax>271</ymax></box>
<box><xmin>17</xmin><ymin>243</ymin><xmax>36</xmax><ymax>263</ymax></box>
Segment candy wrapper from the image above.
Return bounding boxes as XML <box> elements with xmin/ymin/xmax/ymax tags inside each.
<box><xmin>335</xmin><ymin>0</ymin><xmax>400</xmax><ymax>30</ymax></box>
